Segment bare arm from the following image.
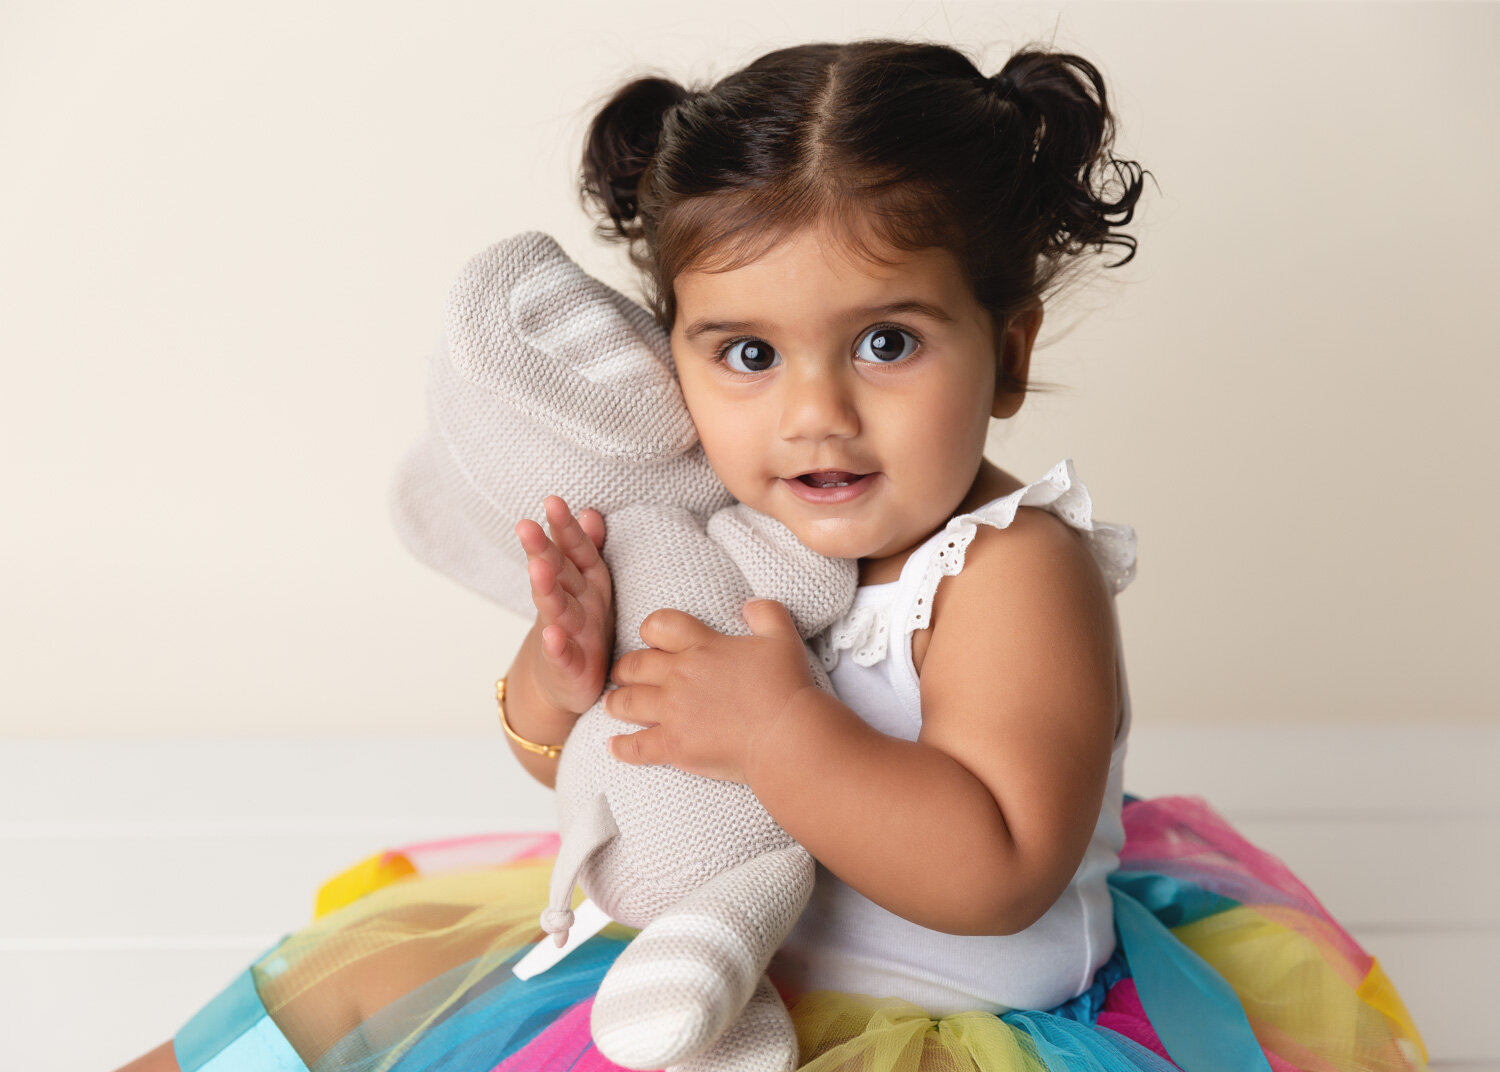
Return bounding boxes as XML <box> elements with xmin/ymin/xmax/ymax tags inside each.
<box><xmin>746</xmin><ymin>510</ymin><xmax>1118</xmax><ymax>936</ymax></box>
<box><xmin>503</xmin><ymin>624</ymin><xmax>585</xmax><ymax>789</ymax></box>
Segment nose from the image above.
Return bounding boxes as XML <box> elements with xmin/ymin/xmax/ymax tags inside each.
<box><xmin>777</xmin><ymin>361</ymin><xmax>861</xmax><ymax>442</ymax></box>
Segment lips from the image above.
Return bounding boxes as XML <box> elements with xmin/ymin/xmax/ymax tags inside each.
<box><xmin>797</xmin><ymin>470</ymin><xmax>863</xmax><ymax>487</ymax></box>
<box><xmin>783</xmin><ymin>470</ymin><xmax>877</xmax><ymax>504</ymax></box>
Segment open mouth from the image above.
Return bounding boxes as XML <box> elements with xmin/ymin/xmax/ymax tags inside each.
<box><xmin>796</xmin><ymin>470</ymin><xmax>868</xmax><ymax>488</ymax></box>
<box><xmin>785</xmin><ymin>470</ymin><xmax>878</xmax><ymax>504</ymax></box>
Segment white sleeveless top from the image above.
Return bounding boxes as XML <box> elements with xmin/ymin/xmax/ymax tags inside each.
<box><xmin>768</xmin><ymin>458</ymin><xmax>1140</xmax><ymax>1015</ymax></box>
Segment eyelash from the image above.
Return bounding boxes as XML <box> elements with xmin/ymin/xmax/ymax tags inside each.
<box><xmin>711</xmin><ymin>323</ymin><xmax>922</xmax><ymax>373</ymax></box>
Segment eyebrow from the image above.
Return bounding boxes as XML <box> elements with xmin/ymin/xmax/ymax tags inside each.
<box><xmin>681</xmin><ymin>299</ymin><xmax>955</xmax><ymax>341</ymax></box>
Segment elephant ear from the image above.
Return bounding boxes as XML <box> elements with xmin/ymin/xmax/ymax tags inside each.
<box><xmin>390</xmin><ymin>232</ymin><xmax>732</xmax><ymax>617</ymax></box>
<box><xmin>446</xmin><ymin>231</ymin><xmax>697</xmax><ymax>460</ymax></box>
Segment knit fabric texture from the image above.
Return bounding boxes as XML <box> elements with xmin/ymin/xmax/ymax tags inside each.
<box><xmin>391</xmin><ymin>232</ymin><xmax>858</xmax><ymax>1070</ymax></box>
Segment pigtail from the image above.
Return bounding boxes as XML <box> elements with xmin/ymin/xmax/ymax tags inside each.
<box><xmin>579</xmin><ymin>76</ymin><xmax>693</xmax><ymax>249</ymax></box>
<box><xmin>990</xmin><ymin>50</ymin><xmax>1146</xmax><ymax>269</ymax></box>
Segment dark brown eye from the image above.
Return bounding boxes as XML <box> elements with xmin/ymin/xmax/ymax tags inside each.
<box><xmin>856</xmin><ymin>327</ymin><xmax>917</xmax><ymax>364</ymax></box>
<box><xmin>721</xmin><ymin>338</ymin><xmax>780</xmax><ymax>373</ymax></box>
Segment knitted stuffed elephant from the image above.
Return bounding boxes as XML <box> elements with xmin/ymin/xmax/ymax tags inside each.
<box><xmin>392</xmin><ymin>232</ymin><xmax>858</xmax><ymax>1071</ymax></box>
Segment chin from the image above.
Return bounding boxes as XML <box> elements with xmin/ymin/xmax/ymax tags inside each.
<box><xmin>740</xmin><ymin>487</ymin><xmax>872</xmax><ymax>559</ymax></box>
<box><xmin>787</xmin><ymin>522</ymin><xmax>870</xmax><ymax>561</ymax></box>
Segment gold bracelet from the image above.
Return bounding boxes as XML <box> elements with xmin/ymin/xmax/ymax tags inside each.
<box><xmin>496</xmin><ymin>676</ymin><xmax>564</xmax><ymax>759</ymax></box>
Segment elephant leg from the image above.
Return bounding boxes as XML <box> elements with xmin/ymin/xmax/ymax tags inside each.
<box><xmin>589</xmin><ymin>844</ymin><xmax>814</xmax><ymax>1070</ymax></box>
<box><xmin>667</xmin><ymin>974</ymin><xmax>800</xmax><ymax>1072</ymax></box>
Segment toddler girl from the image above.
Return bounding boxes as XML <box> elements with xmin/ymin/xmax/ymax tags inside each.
<box><xmin>122</xmin><ymin>38</ymin><xmax>1426</xmax><ymax>1072</ymax></box>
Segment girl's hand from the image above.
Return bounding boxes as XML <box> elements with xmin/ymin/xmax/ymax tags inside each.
<box><xmin>515</xmin><ymin>496</ymin><xmax>615</xmax><ymax>715</ymax></box>
<box><xmin>604</xmin><ymin>599</ymin><xmax>819</xmax><ymax>783</ymax></box>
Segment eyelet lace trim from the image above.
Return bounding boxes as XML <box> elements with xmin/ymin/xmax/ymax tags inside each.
<box><xmin>812</xmin><ymin>459</ymin><xmax>1137</xmax><ymax>671</ymax></box>
<box><xmin>812</xmin><ymin>602</ymin><xmax>889</xmax><ymax>671</ymax></box>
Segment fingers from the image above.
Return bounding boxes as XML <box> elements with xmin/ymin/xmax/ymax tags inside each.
<box><xmin>743</xmin><ymin>598</ymin><xmax>797</xmax><ymax>639</ymax></box>
<box><xmin>523</xmin><ymin>547</ymin><xmax>589</xmax><ymax>636</ymax></box>
<box><xmin>609</xmin><ymin>647</ymin><xmax>670</xmax><ymax>687</ymax></box>
<box><xmin>515</xmin><ymin>496</ymin><xmax>608</xmax><ymax>638</ymax></box>
<box><xmin>515</xmin><ymin>497</ymin><xmax>598</xmax><ymax>600</ymax></box>
<box><xmin>604</xmin><ymin>683</ymin><xmax>661</xmax><ymax>727</ymax></box>
<box><xmin>545</xmin><ymin>497</ymin><xmax>609</xmax><ymax>588</ymax></box>
<box><xmin>608</xmin><ymin>726</ymin><xmax>664</xmax><ymax>766</ymax></box>
<box><xmin>638</xmin><ymin>608</ymin><xmax>717</xmax><ymax>653</ymax></box>
<box><xmin>539</xmin><ymin>622</ymin><xmax>585</xmax><ymax>675</ymax></box>
<box><xmin>576</xmin><ymin>508</ymin><xmax>606</xmax><ymax>551</ymax></box>
<box><xmin>515</xmin><ymin>499</ymin><xmax>613</xmax><ymax>712</ymax></box>
<box><xmin>515</xmin><ymin>518</ymin><xmax>586</xmax><ymax>602</ymax></box>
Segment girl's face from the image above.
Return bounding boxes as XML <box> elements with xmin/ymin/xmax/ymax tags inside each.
<box><xmin>669</xmin><ymin>221</ymin><xmax>1017</xmax><ymax>569</ymax></box>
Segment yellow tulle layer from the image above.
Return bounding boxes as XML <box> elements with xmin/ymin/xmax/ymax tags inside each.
<box><xmin>232</xmin><ymin>851</ymin><xmax>1426</xmax><ymax>1072</ymax></box>
<box><xmin>254</xmin><ymin>861</ymin><xmax>591</xmax><ymax>1064</ymax></box>
<box><xmin>1169</xmin><ymin>904</ymin><xmax>1427</xmax><ymax>1072</ymax></box>
<box><xmin>789</xmin><ymin>993</ymin><xmax>1055</xmax><ymax>1072</ymax></box>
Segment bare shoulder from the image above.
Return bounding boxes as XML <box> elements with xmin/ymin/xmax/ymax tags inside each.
<box><xmin>913</xmin><ymin>505</ymin><xmax>1121</xmax><ymax>931</ymax></box>
<box><xmin>911</xmin><ymin>506</ymin><xmax>1112</xmax><ymax>678</ymax></box>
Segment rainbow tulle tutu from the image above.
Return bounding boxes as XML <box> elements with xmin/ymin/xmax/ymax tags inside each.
<box><xmin>173</xmin><ymin>795</ymin><xmax>1427</xmax><ymax>1072</ymax></box>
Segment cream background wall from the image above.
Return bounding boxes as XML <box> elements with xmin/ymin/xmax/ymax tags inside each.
<box><xmin>3</xmin><ymin>1</ymin><xmax>1495</xmax><ymax>737</ymax></box>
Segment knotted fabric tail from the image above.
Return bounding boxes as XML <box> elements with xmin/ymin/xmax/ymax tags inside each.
<box><xmin>541</xmin><ymin>792</ymin><xmax>619</xmax><ymax>948</ymax></box>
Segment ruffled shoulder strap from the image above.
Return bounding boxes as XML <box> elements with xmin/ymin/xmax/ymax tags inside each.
<box><xmin>903</xmin><ymin>458</ymin><xmax>1137</xmax><ymax>636</ymax></box>
<box><xmin>812</xmin><ymin>459</ymin><xmax>1137</xmax><ymax>672</ymax></box>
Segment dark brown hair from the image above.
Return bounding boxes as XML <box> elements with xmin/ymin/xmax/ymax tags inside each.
<box><xmin>579</xmin><ymin>40</ymin><xmax>1147</xmax><ymax>395</ymax></box>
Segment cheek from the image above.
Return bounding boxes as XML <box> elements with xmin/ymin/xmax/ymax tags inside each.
<box><xmin>681</xmin><ymin>390</ymin><xmax>761</xmax><ymax>490</ymax></box>
<box><xmin>696</xmin><ymin>422</ymin><xmax>737</xmax><ymax>475</ymax></box>
<box><xmin>677</xmin><ymin>368</ymin><xmax>722</xmax><ymax>447</ymax></box>
<box><xmin>887</xmin><ymin>379</ymin><xmax>988</xmax><ymax>452</ymax></box>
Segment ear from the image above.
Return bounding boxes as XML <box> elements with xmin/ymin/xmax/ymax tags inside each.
<box><xmin>991</xmin><ymin>305</ymin><xmax>1043</xmax><ymax>420</ymax></box>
